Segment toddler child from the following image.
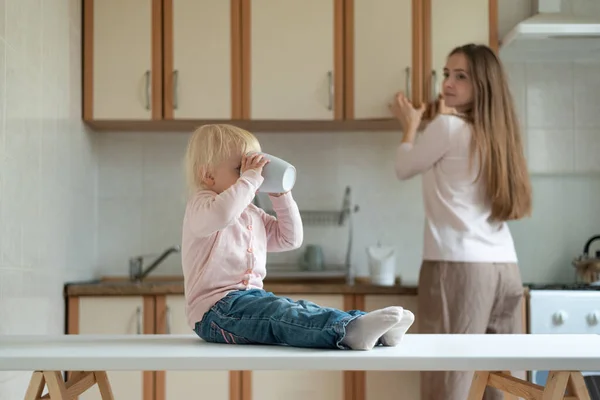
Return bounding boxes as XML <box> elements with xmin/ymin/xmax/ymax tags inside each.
<box><xmin>181</xmin><ymin>124</ymin><xmax>414</xmax><ymax>350</ymax></box>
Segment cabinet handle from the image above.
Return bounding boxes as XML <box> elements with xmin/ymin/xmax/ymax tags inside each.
<box><xmin>587</xmin><ymin>311</ymin><xmax>600</xmax><ymax>326</ymax></box>
<box><xmin>327</xmin><ymin>71</ymin><xmax>333</xmax><ymax>111</ymax></box>
<box><xmin>144</xmin><ymin>70</ymin><xmax>151</xmax><ymax>110</ymax></box>
<box><xmin>431</xmin><ymin>70</ymin><xmax>437</xmax><ymax>100</ymax></box>
<box><xmin>405</xmin><ymin>66</ymin><xmax>411</xmax><ymax>100</ymax></box>
<box><xmin>166</xmin><ymin>306</ymin><xmax>172</xmax><ymax>334</ymax></box>
<box><xmin>136</xmin><ymin>306</ymin><xmax>142</xmax><ymax>334</ymax></box>
<box><xmin>172</xmin><ymin>70</ymin><xmax>179</xmax><ymax>110</ymax></box>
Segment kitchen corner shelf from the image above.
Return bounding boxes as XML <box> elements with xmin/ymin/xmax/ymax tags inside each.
<box><xmin>257</xmin><ymin>186</ymin><xmax>360</xmax><ymax>284</ymax></box>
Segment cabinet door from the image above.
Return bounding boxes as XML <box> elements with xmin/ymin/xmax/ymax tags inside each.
<box><xmin>162</xmin><ymin>295</ymin><xmax>231</xmax><ymax>400</ymax></box>
<box><xmin>243</xmin><ymin>0</ymin><xmax>343</xmax><ymax>120</ymax></box>
<box><xmin>251</xmin><ymin>294</ymin><xmax>346</xmax><ymax>400</ymax></box>
<box><xmin>347</xmin><ymin>0</ymin><xmax>417</xmax><ymax>119</ymax></box>
<box><xmin>85</xmin><ymin>0</ymin><xmax>162</xmax><ymax>120</ymax></box>
<box><xmin>78</xmin><ymin>296</ymin><xmax>146</xmax><ymax>400</ymax></box>
<box><xmin>425</xmin><ymin>0</ymin><xmax>492</xmax><ymax>103</ymax></box>
<box><xmin>164</xmin><ymin>0</ymin><xmax>240</xmax><ymax>119</ymax></box>
<box><xmin>364</xmin><ymin>295</ymin><xmax>420</xmax><ymax>400</ymax></box>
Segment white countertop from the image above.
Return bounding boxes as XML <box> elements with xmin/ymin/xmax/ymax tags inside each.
<box><xmin>1</xmin><ymin>334</ymin><xmax>599</xmax><ymax>372</ymax></box>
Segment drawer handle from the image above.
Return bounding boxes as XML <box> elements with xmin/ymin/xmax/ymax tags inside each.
<box><xmin>552</xmin><ymin>310</ymin><xmax>567</xmax><ymax>325</ymax></box>
<box><xmin>327</xmin><ymin>71</ymin><xmax>333</xmax><ymax>111</ymax></box>
<box><xmin>136</xmin><ymin>306</ymin><xmax>142</xmax><ymax>334</ymax></box>
<box><xmin>166</xmin><ymin>306</ymin><xmax>172</xmax><ymax>334</ymax></box>
<box><xmin>587</xmin><ymin>311</ymin><xmax>600</xmax><ymax>326</ymax></box>
<box><xmin>431</xmin><ymin>70</ymin><xmax>437</xmax><ymax>100</ymax></box>
<box><xmin>405</xmin><ymin>66</ymin><xmax>411</xmax><ymax>100</ymax></box>
<box><xmin>144</xmin><ymin>71</ymin><xmax>151</xmax><ymax>110</ymax></box>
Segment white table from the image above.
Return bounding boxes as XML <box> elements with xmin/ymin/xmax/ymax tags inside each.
<box><xmin>1</xmin><ymin>334</ymin><xmax>598</xmax><ymax>400</ymax></box>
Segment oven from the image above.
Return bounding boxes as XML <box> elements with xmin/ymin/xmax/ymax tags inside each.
<box><xmin>528</xmin><ymin>285</ymin><xmax>600</xmax><ymax>398</ymax></box>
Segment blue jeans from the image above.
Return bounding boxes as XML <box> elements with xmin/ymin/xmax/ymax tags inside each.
<box><xmin>194</xmin><ymin>289</ymin><xmax>367</xmax><ymax>349</ymax></box>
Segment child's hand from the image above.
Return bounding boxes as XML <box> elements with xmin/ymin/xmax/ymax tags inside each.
<box><xmin>241</xmin><ymin>152</ymin><xmax>269</xmax><ymax>175</ymax></box>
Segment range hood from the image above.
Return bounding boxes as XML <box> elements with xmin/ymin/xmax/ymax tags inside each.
<box><xmin>499</xmin><ymin>0</ymin><xmax>600</xmax><ymax>62</ymax></box>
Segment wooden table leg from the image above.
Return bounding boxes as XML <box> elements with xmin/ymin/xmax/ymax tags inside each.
<box><xmin>23</xmin><ymin>370</ymin><xmax>115</xmax><ymax>400</ymax></box>
<box><xmin>23</xmin><ymin>372</ymin><xmax>45</xmax><ymax>400</ymax></box>
<box><xmin>567</xmin><ymin>372</ymin><xmax>592</xmax><ymax>400</ymax></box>
<box><xmin>542</xmin><ymin>371</ymin><xmax>570</xmax><ymax>399</ymax></box>
<box><xmin>501</xmin><ymin>371</ymin><xmax>519</xmax><ymax>400</ymax></box>
<box><xmin>467</xmin><ymin>370</ymin><xmax>592</xmax><ymax>400</ymax></box>
<box><xmin>467</xmin><ymin>371</ymin><xmax>490</xmax><ymax>400</ymax></box>
<box><xmin>43</xmin><ymin>371</ymin><xmax>69</xmax><ymax>399</ymax></box>
<box><xmin>95</xmin><ymin>371</ymin><xmax>115</xmax><ymax>400</ymax></box>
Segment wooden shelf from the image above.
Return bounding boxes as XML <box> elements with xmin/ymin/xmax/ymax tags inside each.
<box><xmin>84</xmin><ymin>119</ymin><xmax>405</xmax><ymax>133</ymax></box>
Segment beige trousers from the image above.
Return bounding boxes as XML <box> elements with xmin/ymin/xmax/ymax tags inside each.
<box><xmin>417</xmin><ymin>260</ymin><xmax>524</xmax><ymax>400</ymax></box>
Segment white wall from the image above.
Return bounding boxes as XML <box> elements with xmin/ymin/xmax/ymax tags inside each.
<box><xmin>0</xmin><ymin>0</ymin><xmax>98</xmax><ymax>398</ymax></box>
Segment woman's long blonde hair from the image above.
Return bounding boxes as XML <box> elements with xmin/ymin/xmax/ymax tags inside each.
<box><xmin>184</xmin><ymin>124</ymin><xmax>261</xmax><ymax>196</ymax></box>
<box><xmin>450</xmin><ymin>43</ymin><xmax>532</xmax><ymax>222</ymax></box>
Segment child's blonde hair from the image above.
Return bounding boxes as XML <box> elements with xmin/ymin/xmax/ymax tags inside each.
<box><xmin>184</xmin><ymin>124</ymin><xmax>261</xmax><ymax>195</ymax></box>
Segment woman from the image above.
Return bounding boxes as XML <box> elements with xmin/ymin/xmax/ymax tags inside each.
<box><xmin>390</xmin><ymin>43</ymin><xmax>532</xmax><ymax>400</ymax></box>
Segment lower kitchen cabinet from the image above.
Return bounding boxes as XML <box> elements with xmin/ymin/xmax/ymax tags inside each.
<box><xmin>156</xmin><ymin>295</ymin><xmax>232</xmax><ymax>400</ymax></box>
<box><xmin>66</xmin><ymin>288</ymin><xmax>527</xmax><ymax>400</ymax></box>
<box><xmin>250</xmin><ymin>294</ymin><xmax>349</xmax><ymax>400</ymax></box>
<box><xmin>68</xmin><ymin>296</ymin><xmax>152</xmax><ymax>400</ymax></box>
<box><xmin>362</xmin><ymin>295</ymin><xmax>420</xmax><ymax>400</ymax></box>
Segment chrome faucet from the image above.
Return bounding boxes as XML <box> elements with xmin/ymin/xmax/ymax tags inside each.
<box><xmin>129</xmin><ymin>245</ymin><xmax>181</xmax><ymax>282</ymax></box>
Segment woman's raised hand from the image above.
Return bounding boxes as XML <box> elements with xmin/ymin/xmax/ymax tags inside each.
<box><xmin>388</xmin><ymin>92</ymin><xmax>426</xmax><ymax>132</ymax></box>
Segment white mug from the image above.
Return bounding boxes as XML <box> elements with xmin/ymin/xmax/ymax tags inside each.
<box><xmin>247</xmin><ymin>152</ymin><xmax>297</xmax><ymax>193</ymax></box>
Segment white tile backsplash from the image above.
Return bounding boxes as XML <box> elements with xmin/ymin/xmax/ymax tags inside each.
<box><xmin>525</xmin><ymin>62</ymin><xmax>574</xmax><ymax>130</ymax></box>
<box><xmin>0</xmin><ymin>0</ymin><xmax>97</xmax><ymax>398</ymax></box>
<box><xmin>527</xmin><ymin>129</ymin><xmax>574</xmax><ymax>173</ymax></box>
<box><xmin>505</xmin><ymin>59</ymin><xmax>600</xmax><ymax>174</ymax></box>
<box><xmin>575</xmin><ymin>129</ymin><xmax>600</xmax><ymax>173</ymax></box>
<box><xmin>95</xmin><ymin>129</ymin><xmax>600</xmax><ymax>288</ymax></box>
<box><xmin>574</xmin><ymin>63</ymin><xmax>600</xmax><ymax>129</ymax></box>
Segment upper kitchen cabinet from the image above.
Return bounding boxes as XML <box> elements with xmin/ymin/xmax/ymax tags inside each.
<box><xmin>163</xmin><ymin>0</ymin><xmax>241</xmax><ymax>120</ymax></box>
<box><xmin>82</xmin><ymin>0</ymin><xmax>499</xmax><ymax>132</ymax></box>
<box><xmin>241</xmin><ymin>0</ymin><xmax>344</xmax><ymax>121</ymax></box>
<box><xmin>345</xmin><ymin>0</ymin><xmax>421</xmax><ymax>120</ymax></box>
<box><xmin>83</xmin><ymin>0</ymin><xmax>163</xmax><ymax>121</ymax></box>
<box><xmin>422</xmin><ymin>0</ymin><xmax>497</xmax><ymax>104</ymax></box>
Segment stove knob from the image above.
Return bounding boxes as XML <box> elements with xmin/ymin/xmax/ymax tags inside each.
<box><xmin>587</xmin><ymin>311</ymin><xmax>600</xmax><ymax>326</ymax></box>
<box><xmin>552</xmin><ymin>311</ymin><xmax>567</xmax><ymax>325</ymax></box>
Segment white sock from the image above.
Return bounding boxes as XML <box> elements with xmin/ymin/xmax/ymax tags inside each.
<box><xmin>342</xmin><ymin>307</ymin><xmax>402</xmax><ymax>350</ymax></box>
<box><xmin>381</xmin><ymin>309</ymin><xmax>415</xmax><ymax>347</ymax></box>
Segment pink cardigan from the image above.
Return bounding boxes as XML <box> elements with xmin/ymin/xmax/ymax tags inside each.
<box><xmin>181</xmin><ymin>169</ymin><xmax>303</xmax><ymax>329</ymax></box>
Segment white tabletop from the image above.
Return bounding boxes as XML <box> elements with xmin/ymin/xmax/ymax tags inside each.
<box><xmin>1</xmin><ymin>334</ymin><xmax>599</xmax><ymax>372</ymax></box>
